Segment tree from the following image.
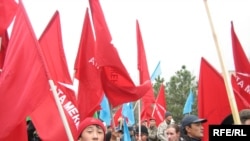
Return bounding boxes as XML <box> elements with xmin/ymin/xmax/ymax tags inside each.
<box><xmin>152</xmin><ymin>76</ymin><xmax>165</xmax><ymax>97</ymax></box>
<box><xmin>164</xmin><ymin>65</ymin><xmax>197</xmax><ymax>124</ymax></box>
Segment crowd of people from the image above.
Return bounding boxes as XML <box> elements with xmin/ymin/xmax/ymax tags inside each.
<box><xmin>27</xmin><ymin>109</ymin><xmax>250</xmax><ymax>141</ymax></box>
<box><xmin>75</xmin><ymin>112</ymin><xmax>207</xmax><ymax>141</ymax></box>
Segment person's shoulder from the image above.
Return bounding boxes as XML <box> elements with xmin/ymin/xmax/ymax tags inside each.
<box><xmin>158</xmin><ymin>121</ymin><xmax>165</xmax><ymax>126</ymax></box>
<box><xmin>181</xmin><ymin>134</ymin><xmax>191</xmax><ymax>141</ymax></box>
<box><xmin>180</xmin><ymin>136</ymin><xmax>188</xmax><ymax>141</ymax></box>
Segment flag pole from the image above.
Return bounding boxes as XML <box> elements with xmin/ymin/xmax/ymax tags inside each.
<box><xmin>48</xmin><ymin>80</ymin><xmax>74</xmax><ymax>141</ymax></box>
<box><xmin>110</xmin><ymin>104</ymin><xmax>116</xmax><ymax>128</ymax></box>
<box><xmin>151</xmin><ymin>104</ymin><xmax>156</xmax><ymax>117</ymax></box>
<box><xmin>133</xmin><ymin>101</ymin><xmax>138</xmax><ymax>111</ymax></box>
<box><xmin>37</xmin><ymin>42</ymin><xmax>74</xmax><ymax>140</ymax></box>
<box><xmin>203</xmin><ymin>0</ymin><xmax>240</xmax><ymax>124</ymax></box>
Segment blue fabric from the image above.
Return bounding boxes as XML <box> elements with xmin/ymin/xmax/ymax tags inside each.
<box><xmin>183</xmin><ymin>89</ymin><xmax>194</xmax><ymax>114</ymax></box>
<box><xmin>122</xmin><ymin>102</ymin><xmax>135</xmax><ymax>125</ymax></box>
<box><xmin>150</xmin><ymin>61</ymin><xmax>161</xmax><ymax>81</ymax></box>
<box><xmin>99</xmin><ymin>95</ymin><xmax>111</xmax><ymax>125</ymax></box>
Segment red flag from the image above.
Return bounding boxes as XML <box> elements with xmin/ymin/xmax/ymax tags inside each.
<box><xmin>198</xmin><ymin>58</ymin><xmax>231</xmax><ymax>141</ymax></box>
<box><xmin>198</xmin><ymin>57</ymin><xmax>250</xmax><ymax>141</ymax></box>
<box><xmin>31</xmin><ymin>94</ymin><xmax>78</xmax><ymax>141</ymax></box>
<box><xmin>0</xmin><ymin>1</ymin><xmax>50</xmax><ymax>138</ymax></box>
<box><xmin>0</xmin><ymin>0</ymin><xmax>17</xmax><ymax>69</ymax></box>
<box><xmin>2</xmin><ymin>120</ymin><xmax>28</xmax><ymax>141</ymax></box>
<box><xmin>74</xmin><ymin>8</ymin><xmax>103</xmax><ymax>120</ymax></box>
<box><xmin>112</xmin><ymin>107</ymin><xmax>122</xmax><ymax>128</ymax></box>
<box><xmin>0</xmin><ymin>0</ymin><xmax>18</xmax><ymax>31</ymax></box>
<box><xmin>0</xmin><ymin>30</ymin><xmax>9</xmax><ymax>68</ymax></box>
<box><xmin>136</xmin><ymin>20</ymin><xmax>155</xmax><ymax>121</ymax></box>
<box><xmin>153</xmin><ymin>84</ymin><xmax>167</xmax><ymax>126</ymax></box>
<box><xmin>89</xmin><ymin>0</ymin><xmax>151</xmax><ymax>107</ymax></box>
<box><xmin>30</xmin><ymin>11</ymin><xmax>79</xmax><ymax>141</ymax></box>
<box><xmin>231</xmin><ymin>22</ymin><xmax>250</xmax><ymax>99</ymax></box>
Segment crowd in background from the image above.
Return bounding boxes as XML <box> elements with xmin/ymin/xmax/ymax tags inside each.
<box><xmin>27</xmin><ymin>108</ymin><xmax>250</xmax><ymax>141</ymax></box>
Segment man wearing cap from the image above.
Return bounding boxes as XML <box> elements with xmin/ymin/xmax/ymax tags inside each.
<box><xmin>148</xmin><ymin>117</ymin><xmax>158</xmax><ymax>141</ymax></box>
<box><xmin>157</xmin><ymin>111</ymin><xmax>175</xmax><ymax>141</ymax></box>
<box><xmin>180</xmin><ymin>114</ymin><xmax>207</xmax><ymax>141</ymax></box>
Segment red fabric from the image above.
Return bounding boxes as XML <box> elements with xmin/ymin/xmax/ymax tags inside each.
<box><xmin>198</xmin><ymin>58</ymin><xmax>230</xmax><ymax>141</ymax></box>
<box><xmin>231</xmin><ymin>22</ymin><xmax>250</xmax><ymax>99</ymax></box>
<box><xmin>89</xmin><ymin>0</ymin><xmax>151</xmax><ymax>107</ymax></box>
<box><xmin>0</xmin><ymin>30</ymin><xmax>9</xmax><ymax>68</ymax></box>
<box><xmin>31</xmin><ymin>93</ymin><xmax>78</xmax><ymax>141</ymax></box>
<box><xmin>38</xmin><ymin>11</ymin><xmax>73</xmax><ymax>83</ymax></box>
<box><xmin>198</xmin><ymin>58</ymin><xmax>250</xmax><ymax>141</ymax></box>
<box><xmin>112</xmin><ymin>107</ymin><xmax>122</xmax><ymax>128</ymax></box>
<box><xmin>1</xmin><ymin>121</ymin><xmax>28</xmax><ymax>141</ymax></box>
<box><xmin>153</xmin><ymin>84</ymin><xmax>167</xmax><ymax>126</ymax></box>
<box><xmin>30</xmin><ymin>11</ymin><xmax>78</xmax><ymax>141</ymax></box>
<box><xmin>136</xmin><ymin>20</ymin><xmax>155</xmax><ymax>121</ymax></box>
<box><xmin>74</xmin><ymin>8</ymin><xmax>103</xmax><ymax>120</ymax></box>
<box><xmin>0</xmin><ymin>2</ymin><xmax>49</xmax><ymax>138</ymax></box>
<box><xmin>0</xmin><ymin>0</ymin><xmax>17</xmax><ymax>31</ymax></box>
<box><xmin>78</xmin><ymin>117</ymin><xmax>106</xmax><ymax>137</ymax></box>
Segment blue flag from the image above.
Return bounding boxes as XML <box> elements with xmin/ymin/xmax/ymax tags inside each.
<box><xmin>99</xmin><ymin>95</ymin><xmax>111</xmax><ymax>126</ymax></box>
<box><xmin>150</xmin><ymin>61</ymin><xmax>162</xmax><ymax>81</ymax></box>
<box><xmin>122</xmin><ymin>102</ymin><xmax>135</xmax><ymax>125</ymax></box>
<box><xmin>183</xmin><ymin>89</ymin><xmax>194</xmax><ymax>114</ymax></box>
<box><xmin>123</xmin><ymin>119</ymin><xmax>131</xmax><ymax>141</ymax></box>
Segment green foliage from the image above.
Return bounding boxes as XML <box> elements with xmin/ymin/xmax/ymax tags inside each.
<box><xmin>152</xmin><ymin>76</ymin><xmax>165</xmax><ymax>96</ymax></box>
<box><xmin>153</xmin><ymin>65</ymin><xmax>198</xmax><ymax>124</ymax></box>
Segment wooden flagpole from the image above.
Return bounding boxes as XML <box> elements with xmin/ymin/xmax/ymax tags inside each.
<box><xmin>37</xmin><ymin>43</ymin><xmax>74</xmax><ymax>140</ymax></box>
<box><xmin>151</xmin><ymin>104</ymin><xmax>156</xmax><ymax>117</ymax></box>
<box><xmin>203</xmin><ymin>0</ymin><xmax>241</xmax><ymax>124</ymax></box>
<box><xmin>110</xmin><ymin>104</ymin><xmax>116</xmax><ymax>128</ymax></box>
<box><xmin>49</xmin><ymin>80</ymin><xmax>75</xmax><ymax>141</ymax></box>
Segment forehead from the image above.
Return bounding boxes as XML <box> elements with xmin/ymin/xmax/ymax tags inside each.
<box><xmin>191</xmin><ymin>122</ymin><xmax>202</xmax><ymax>126</ymax></box>
<box><xmin>166</xmin><ymin>127</ymin><xmax>176</xmax><ymax>133</ymax></box>
<box><xmin>84</xmin><ymin>125</ymin><xmax>103</xmax><ymax>130</ymax></box>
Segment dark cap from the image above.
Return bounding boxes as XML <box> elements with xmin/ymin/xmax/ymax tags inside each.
<box><xmin>165</xmin><ymin>111</ymin><xmax>172</xmax><ymax>117</ymax></box>
<box><xmin>135</xmin><ymin>125</ymin><xmax>148</xmax><ymax>135</ymax></box>
<box><xmin>181</xmin><ymin>115</ymin><xmax>207</xmax><ymax>127</ymax></box>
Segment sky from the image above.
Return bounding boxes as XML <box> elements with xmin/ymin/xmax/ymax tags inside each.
<box><xmin>20</xmin><ymin>0</ymin><xmax>250</xmax><ymax>84</ymax></box>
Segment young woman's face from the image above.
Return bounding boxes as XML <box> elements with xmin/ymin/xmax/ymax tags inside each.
<box><xmin>166</xmin><ymin>127</ymin><xmax>180</xmax><ymax>141</ymax></box>
<box><xmin>78</xmin><ymin>125</ymin><xmax>105</xmax><ymax>141</ymax></box>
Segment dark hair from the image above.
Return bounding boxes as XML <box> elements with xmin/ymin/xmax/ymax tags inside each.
<box><xmin>182</xmin><ymin>124</ymin><xmax>191</xmax><ymax>135</ymax></box>
<box><xmin>27</xmin><ymin>121</ymin><xmax>41</xmax><ymax>141</ymax></box>
<box><xmin>239</xmin><ymin>109</ymin><xmax>250</xmax><ymax>124</ymax></box>
<box><xmin>105</xmin><ymin>131</ymin><xmax>112</xmax><ymax>141</ymax></box>
<box><xmin>135</xmin><ymin>125</ymin><xmax>148</xmax><ymax>135</ymax></box>
<box><xmin>166</xmin><ymin>124</ymin><xmax>181</xmax><ymax>133</ymax></box>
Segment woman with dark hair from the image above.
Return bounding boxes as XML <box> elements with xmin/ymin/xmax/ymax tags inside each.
<box><xmin>165</xmin><ymin>124</ymin><xmax>185</xmax><ymax>141</ymax></box>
